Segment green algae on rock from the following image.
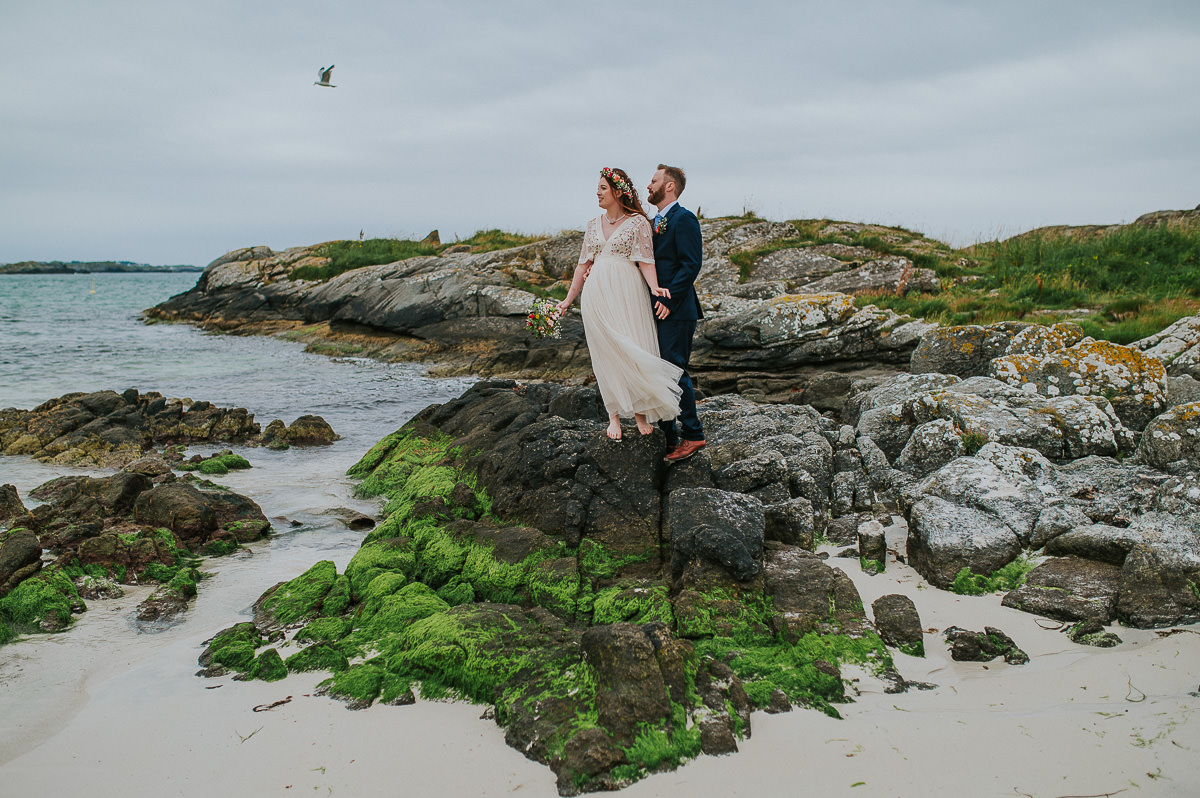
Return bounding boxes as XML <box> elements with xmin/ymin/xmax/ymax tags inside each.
<box><xmin>206</xmin><ymin>382</ymin><xmax>905</xmax><ymax>794</ymax></box>
<box><xmin>0</xmin><ymin>565</ymin><xmax>86</xmax><ymax>635</ymax></box>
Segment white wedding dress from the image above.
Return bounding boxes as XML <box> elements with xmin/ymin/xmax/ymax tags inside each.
<box><xmin>579</xmin><ymin>215</ymin><xmax>683</xmax><ymax>423</ymax></box>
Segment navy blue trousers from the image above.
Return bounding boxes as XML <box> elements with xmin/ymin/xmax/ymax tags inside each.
<box><xmin>656</xmin><ymin>317</ymin><xmax>704</xmax><ymax>443</ymax></box>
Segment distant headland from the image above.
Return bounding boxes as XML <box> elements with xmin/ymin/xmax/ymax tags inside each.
<box><xmin>0</xmin><ymin>260</ymin><xmax>200</xmax><ymax>274</ymax></box>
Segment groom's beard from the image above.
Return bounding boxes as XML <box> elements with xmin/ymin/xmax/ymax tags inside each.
<box><xmin>647</xmin><ymin>187</ymin><xmax>665</xmax><ymax>206</ymax></box>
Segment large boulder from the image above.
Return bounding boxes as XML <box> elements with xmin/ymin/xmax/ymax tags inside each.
<box><xmin>1137</xmin><ymin>401</ymin><xmax>1200</xmax><ymax>470</ymax></box>
<box><xmin>904</xmin><ymin>444</ymin><xmax>1057</xmax><ymax>586</ymax></box>
<box><xmin>1001</xmin><ymin>557</ymin><xmax>1121</xmax><ymax>622</ymax></box>
<box><xmin>990</xmin><ymin>339</ymin><xmax>1168</xmax><ymax>431</ymax></box>
<box><xmin>910</xmin><ymin>323</ymin><xmax>1029</xmax><ymax>377</ymax></box>
<box><xmin>669</xmin><ymin>488</ymin><xmax>765</xmax><ymax>585</ymax></box>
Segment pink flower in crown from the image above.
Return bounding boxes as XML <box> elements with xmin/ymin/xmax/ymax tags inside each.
<box><xmin>600</xmin><ymin>166</ymin><xmax>633</xmax><ymax>199</ymax></box>
<box><xmin>653</xmin><ymin>215</ymin><xmax>668</xmax><ymax>235</ymax></box>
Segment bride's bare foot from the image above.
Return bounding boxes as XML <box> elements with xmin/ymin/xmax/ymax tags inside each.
<box><xmin>606</xmin><ymin>416</ymin><xmax>622</xmax><ymax>441</ymax></box>
<box><xmin>635</xmin><ymin>413</ymin><xmax>653</xmax><ymax>436</ymax></box>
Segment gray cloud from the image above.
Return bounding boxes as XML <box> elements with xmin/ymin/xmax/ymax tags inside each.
<box><xmin>2</xmin><ymin>0</ymin><xmax>1197</xmax><ymax>266</ymax></box>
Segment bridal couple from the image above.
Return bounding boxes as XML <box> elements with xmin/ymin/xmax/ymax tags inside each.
<box><xmin>556</xmin><ymin>165</ymin><xmax>705</xmax><ymax>463</ymax></box>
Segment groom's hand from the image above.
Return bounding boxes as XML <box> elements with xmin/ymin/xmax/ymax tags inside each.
<box><xmin>654</xmin><ymin>301</ymin><xmax>671</xmax><ymax>320</ymax></box>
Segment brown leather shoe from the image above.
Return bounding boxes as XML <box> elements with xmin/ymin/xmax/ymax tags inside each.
<box><xmin>664</xmin><ymin>439</ymin><xmax>706</xmax><ymax>463</ymax></box>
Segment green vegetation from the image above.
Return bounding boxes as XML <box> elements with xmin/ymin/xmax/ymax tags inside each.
<box><xmin>949</xmin><ymin>557</ymin><xmax>1036</xmax><ymax>596</ymax></box>
<box><xmin>854</xmin><ymin>222</ymin><xmax>1200</xmax><ymax>343</ymax></box>
<box><xmin>960</xmin><ymin>431</ymin><xmax>988</xmax><ymax>456</ymax></box>
<box><xmin>178</xmin><ymin>452</ymin><xmax>252</xmax><ymax>475</ymax></box>
<box><xmin>249</xmin><ymin>648</ymin><xmax>288</xmax><ymax>681</ymax></box>
<box><xmin>860</xmin><ymin>558</ymin><xmax>885</xmax><ymax>575</ymax></box>
<box><xmin>722</xmin><ymin>214</ymin><xmax>1200</xmax><ymax>344</ymax></box>
<box><xmin>0</xmin><ymin>567</ymin><xmax>83</xmax><ymax>634</ymax></box>
<box><xmin>454</xmin><ymin>229</ymin><xmax>545</xmax><ymax>253</ymax></box>
<box><xmin>291</xmin><ymin>229</ymin><xmax>547</xmax><ymax>282</ymax></box>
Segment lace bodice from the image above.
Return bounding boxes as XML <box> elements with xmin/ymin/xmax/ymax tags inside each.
<box><xmin>578</xmin><ymin>215</ymin><xmax>655</xmax><ymax>266</ymax></box>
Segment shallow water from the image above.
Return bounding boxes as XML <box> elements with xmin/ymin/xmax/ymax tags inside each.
<box><xmin>0</xmin><ymin>272</ymin><xmax>477</xmax><ymax>765</ymax></box>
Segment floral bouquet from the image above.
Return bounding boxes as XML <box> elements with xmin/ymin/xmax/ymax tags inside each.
<box><xmin>526</xmin><ymin>297</ymin><xmax>564</xmax><ymax>339</ymax></box>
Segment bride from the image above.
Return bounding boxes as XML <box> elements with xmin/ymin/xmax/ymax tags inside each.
<box><xmin>556</xmin><ymin>167</ymin><xmax>683</xmax><ymax>441</ymax></box>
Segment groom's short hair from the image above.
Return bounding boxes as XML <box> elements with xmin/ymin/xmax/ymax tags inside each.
<box><xmin>657</xmin><ymin>164</ymin><xmax>687</xmax><ymax>196</ymax></box>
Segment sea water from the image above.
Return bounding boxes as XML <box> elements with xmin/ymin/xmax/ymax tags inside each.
<box><xmin>0</xmin><ymin>272</ymin><xmax>479</xmax><ymax>767</ymax></box>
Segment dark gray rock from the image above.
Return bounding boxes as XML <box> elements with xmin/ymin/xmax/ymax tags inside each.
<box><xmin>1116</xmin><ymin>544</ymin><xmax>1200</xmax><ymax>627</ymax></box>
<box><xmin>944</xmin><ymin>625</ymin><xmax>1029</xmax><ymax>665</ymax></box>
<box><xmin>0</xmin><ymin>527</ymin><xmax>42</xmax><ymax>595</ymax></box>
<box><xmin>764</xmin><ymin>496</ymin><xmax>816</xmax><ymax>549</ymax></box>
<box><xmin>762</xmin><ymin>543</ymin><xmax>866</xmax><ymax>641</ymax></box>
<box><xmin>871</xmin><ymin>594</ymin><xmax>924</xmax><ymax>656</ymax></box>
<box><xmin>580</xmin><ymin>623</ymin><xmax>672</xmax><ymax>746</ymax></box>
<box><xmin>1001</xmin><ymin>557</ymin><xmax>1121</xmax><ymax>622</ymax></box>
<box><xmin>669</xmin><ymin>488</ymin><xmax>765</xmax><ymax>584</ymax></box>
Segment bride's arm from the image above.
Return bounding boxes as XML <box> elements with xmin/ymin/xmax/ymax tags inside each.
<box><xmin>637</xmin><ymin>261</ymin><xmax>671</xmax><ymax>299</ymax></box>
<box><xmin>556</xmin><ymin>262</ymin><xmax>591</xmax><ymax>313</ymax></box>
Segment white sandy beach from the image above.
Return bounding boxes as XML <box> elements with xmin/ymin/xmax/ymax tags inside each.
<box><xmin>3</xmin><ymin>508</ymin><xmax>1197</xmax><ymax>798</ymax></box>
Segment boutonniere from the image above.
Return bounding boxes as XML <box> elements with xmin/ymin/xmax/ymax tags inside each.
<box><xmin>653</xmin><ymin>216</ymin><xmax>668</xmax><ymax>235</ymax></box>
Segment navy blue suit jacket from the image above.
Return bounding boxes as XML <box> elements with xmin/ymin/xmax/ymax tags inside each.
<box><xmin>652</xmin><ymin>204</ymin><xmax>704</xmax><ymax>321</ymax></box>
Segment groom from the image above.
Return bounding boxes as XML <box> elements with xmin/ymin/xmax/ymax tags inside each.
<box><xmin>647</xmin><ymin>164</ymin><xmax>706</xmax><ymax>462</ymax></box>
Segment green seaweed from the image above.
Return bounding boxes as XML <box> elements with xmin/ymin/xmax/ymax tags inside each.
<box><xmin>949</xmin><ymin>557</ymin><xmax>1035</xmax><ymax>596</ymax></box>
<box><xmin>296</xmin><ymin>616</ymin><xmax>352</xmax><ymax>644</ymax></box>
<box><xmin>322</xmin><ymin>661</ymin><xmax>386</xmax><ymax>705</ymax></box>
<box><xmin>0</xmin><ymin>567</ymin><xmax>82</xmax><ymax>633</ymax></box>
<box><xmin>249</xmin><ymin>648</ymin><xmax>288</xmax><ymax>681</ymax></box>
<box><xmin>259</xmin><ymin>560</ymin><xmax>338</xmax><ymax>624</ymax></box>
<box><xmin>286</xmin><ymin>644</ymin><xmax>350</xmax><ymax>673</ymax></box>
<box><xmin>592</xmin><ymin>584</ymin><xmax>673</xmax><ymax>626</ymax></box>
<box><xmin>346</xmin><ymin>540</ymin><xmax>416</xmax><ymax>600</ymax></box>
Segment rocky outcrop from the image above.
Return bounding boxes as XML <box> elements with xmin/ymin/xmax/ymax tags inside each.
<box><xmin>146</xmin><ymin>223</ymin><xmax>944</xmax><ymax>398</ymax></box>
<box><xmin>0</xmin><ymin>441</ymin><xmax>272</xmax><ymax>643</ymax></box>
<box><xmin>0</xmin><ymin>390</ymin><xmax>259</xmax><ymax>468</ymax></box>
<box><xmin>909</xmin><ymin>322</ymin><xmax>1167</xmax><ymax>432</ymax></box>
<box><xmin>203</xmin><ymin>380</ymin><xmax>906</xmax><ymax>793</ymax></box>
<box><xmin>1</xmin><ymin>390</ymin><xmax>337</xmax><ymax>471</ymax></box>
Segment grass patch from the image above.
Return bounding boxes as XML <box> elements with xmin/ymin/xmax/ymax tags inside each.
<box><xmin>853</xmin><ymin>221</ymin><xmax>1200</xmax><ymax>341</ymax></box>
<box><xmin>291</xmin><ymin>229</ymin><xmax>547</xmax><ymax>282</ymax></box>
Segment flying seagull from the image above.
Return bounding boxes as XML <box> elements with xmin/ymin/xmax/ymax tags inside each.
<box><xmin>314</xmin><ymin>65</ymin><xmax>336</xmax><ymax>87</ymax></box>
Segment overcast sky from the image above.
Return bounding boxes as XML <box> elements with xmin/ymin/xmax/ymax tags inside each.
<box><xmin>3</xmin><ymin>0</ymin><xmax>1198</xmax><ymax>267</ymax></box>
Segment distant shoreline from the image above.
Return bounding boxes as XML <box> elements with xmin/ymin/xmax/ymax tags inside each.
<box><xmin>0</xmin><ymin>261</ymin><xmax>200</xmax><ymax>274</ymax></box>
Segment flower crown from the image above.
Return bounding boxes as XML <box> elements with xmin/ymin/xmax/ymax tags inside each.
<box><xmin>600</xmin><ymin>167</ymin><xmax>633</xmax><ymax>199</ymax></box>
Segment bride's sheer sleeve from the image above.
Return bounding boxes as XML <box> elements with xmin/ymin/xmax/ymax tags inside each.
<box><xmin>630</xmin><ymin>216</ymin><xmax>655</xmax><ymax>265</ymax></box>
<box><xmin>578</xmin><ymin>219</ymin><xmax>596</xmax><ymax>265</ymax></box>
